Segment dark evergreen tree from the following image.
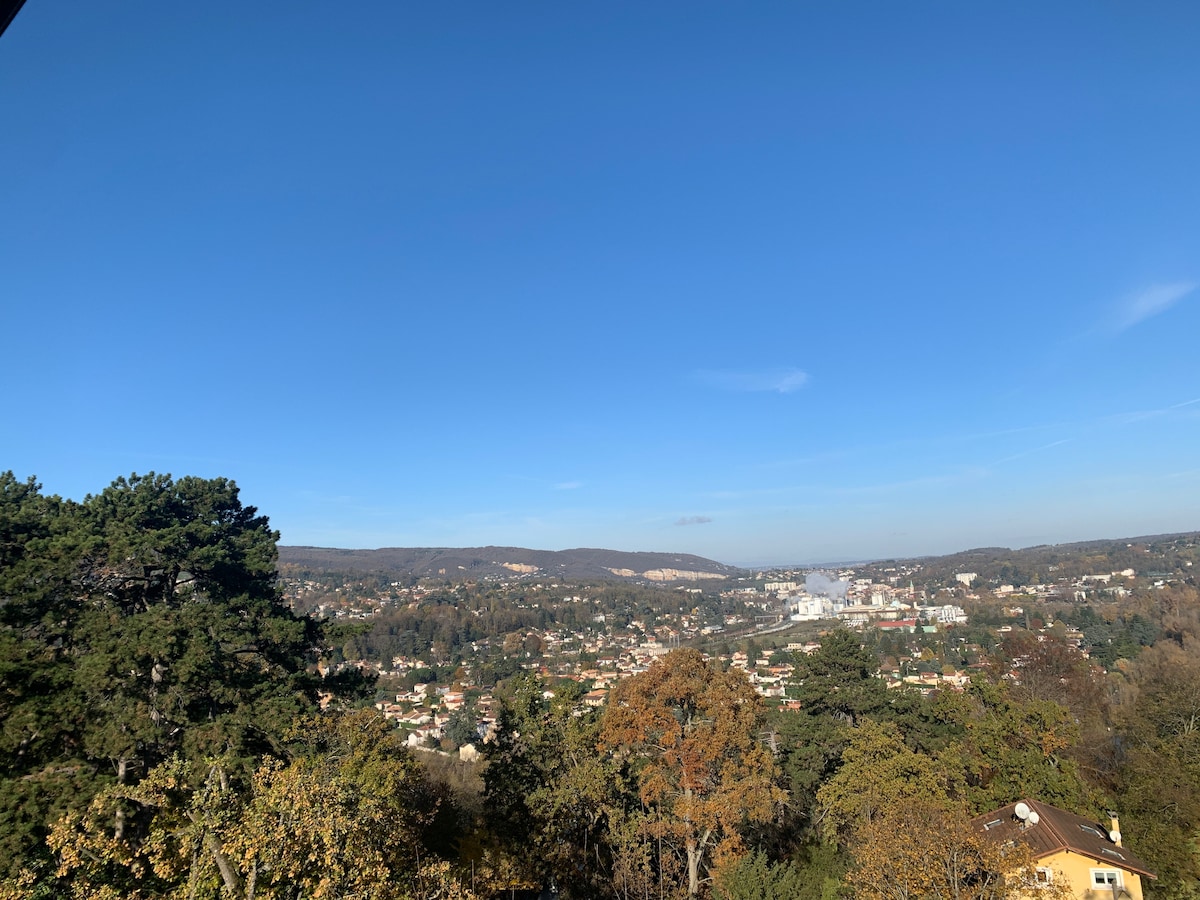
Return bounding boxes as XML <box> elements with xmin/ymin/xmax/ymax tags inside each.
<box><xmin>0</xmin><ymin>472</ymin><xmax>367</xmax><ymax>888</ymax></box>
<box><xmin>483</xmin><ymin>674</ymin><xmax>616</xmax><ymax>899</ymax></box>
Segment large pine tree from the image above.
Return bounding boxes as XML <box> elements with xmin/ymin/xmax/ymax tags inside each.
<box><xmin>0</xmin><ymin>472</ymin><xmax>341</xmax><ymax>885</ymax></box>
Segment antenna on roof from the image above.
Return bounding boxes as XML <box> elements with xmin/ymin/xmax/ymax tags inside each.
<box><xmin>1028</xmin><ymin>811</ymin><xmax>1040</xmax><ymax>825</ymax></box>
<box><xmin>1014</xmin><ymin>802</ymin><xmax>1030</xmax><ymax>820</ymax></box>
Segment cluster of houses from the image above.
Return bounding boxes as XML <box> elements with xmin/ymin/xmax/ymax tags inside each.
<box><xmin>371</xmin><ymin>682</ymin><xmax>490</xmax><ymax>751</ymax></box>
<box><xmin>300</xmin><ymin>562</ymin><xmax>1164</xmax><ymax>757</ymax></box>
<box><xmin>953</xmin><ymin>567</ymin><xmax>1165</xmax><ymax>604</ymax></box>
<box><xmin>310</xmin><ymin>568</ymin><xmax>996</xmax><ymax>755</ymax></box>
<box><xmin>365</xmin><ymin>625</ymin><xmax>992</xmax><ymax>755</ymax></box>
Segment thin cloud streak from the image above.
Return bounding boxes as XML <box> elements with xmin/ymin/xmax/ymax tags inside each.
<box><xmin>707</xmin><ymin>470</ymin><xmax>989</xmax><ymax>504</ymax></box>
<box><xmin>703</xmin><ymin>485</ymin><xmax>811</xmax><ymax>501</ymax></box>
<box><xmin>695</xmin><ymin>367</ymin><xmax>809</xmax><ymax>394</ymax></box>
<box><xmin>752</xmin><ymin>398</ymin><xmax>1198</xmax><ymax>477</ymax></box>
<box><xmin>1164</xmin><ymin>468</ymin><xmax>1200</xmax><ymax>480</ymax></box>
<box><xmin>751</xmin><ymin>422</ymin><xmax>1066</xmax><ymax>476</ymax></box>
<box><xmin>991</xmin><ymin>439</ymin><xmax>1071</xmax><ymax>466</ymax></box>
<box><xmin>504</xmin><ymin>474</ymin><xmax>585</xmax><ymax>491</ymax></box>
<box><xmin>751</xmin><ymin>451</ymin><xmax>844</xmax><ymax>471</ymax></box>
<box><xmin>1104</xmin><ymin>400</ymin><xmax>1200</xmax><ymax>427</ymax></box>
<box><xmin>674</xmin><ymin>515</ymin><xmax>713</xmax><ymax>526</ymax></box>
<box><xmin>1113</xmin><ymin>282</ymin><xmax>1196</xmax><ymax>332</ymax></box>
<box><xmin>834</xmin><ymin>467</ymin><xmax>990</xmax><ymax>497</ymax></box>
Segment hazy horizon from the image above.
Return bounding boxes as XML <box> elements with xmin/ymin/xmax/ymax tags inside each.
<box><xmin>278</xmin><ymin>524</ymin><xmax>1198</xmax><ymax>573</ymax></box>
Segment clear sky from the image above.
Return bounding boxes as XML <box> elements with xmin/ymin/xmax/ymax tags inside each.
<box><xmin>3</xmin><ymin>2</ymin><xmax>1199</xmax><ymax>566</ymax></box>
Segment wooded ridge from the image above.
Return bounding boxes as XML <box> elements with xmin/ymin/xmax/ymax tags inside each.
<box><xmin>279</xmin><ymin>545</ymin><xmax>740</xmax><ymax>582</ymax></box>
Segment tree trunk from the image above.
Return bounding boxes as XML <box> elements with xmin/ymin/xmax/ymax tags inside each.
<box><xmin>686</xmin><ymin>838</ymin><xmax>700</xmax><ymax>898</ymax></box>
<box><xmin>114</xmin><ymin>755</ymin><xmax>129</xmax><ymax>840</ymax></box>
<box><xmin>201</xmin><ymin>828</ymin><xmax>244</xmax><ymax>899</ymax></box>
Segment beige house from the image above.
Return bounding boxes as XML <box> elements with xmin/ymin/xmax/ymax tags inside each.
<box><xmin>582</xmin><ymin>688</ymin><xmax>609</xmax><ymax>707</ymax></box>
<box><xmin>975</xmin><ymin>799</ymin><xmax>1155</xmax><ymax>898</ymax></box>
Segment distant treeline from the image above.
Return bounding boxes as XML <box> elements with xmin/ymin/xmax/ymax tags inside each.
<box><xmin>878</xmin><ymin>532</ymin><xmax>1200</xmax><ymax>588</ymax></box>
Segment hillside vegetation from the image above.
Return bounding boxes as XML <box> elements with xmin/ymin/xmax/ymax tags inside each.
<box><xmin>4</xmin><ymin>471</ymin><xmax>1200</xmax><ymax>899</ymax></box>
<box><xmin>280</xmin><ymin>545</ymin><xmax>739</xmax><ymax>582</ymax></box>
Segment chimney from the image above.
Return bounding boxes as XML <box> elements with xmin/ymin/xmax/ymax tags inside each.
<box><xmin>1107</xmin><ymin>810</ymin><xmax>1122</xmax><ymax>846</ymax></box>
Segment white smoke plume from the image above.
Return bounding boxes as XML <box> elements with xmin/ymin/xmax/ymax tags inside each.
<box><xmin>805</xmin><ymin>572</ymin><xmax>850</xmax><ymax>599</ymax></box>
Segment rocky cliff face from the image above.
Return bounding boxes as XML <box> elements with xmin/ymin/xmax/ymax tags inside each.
<box><xmin>609</xmin><ymin>567</ymin><xmax>727</xmax><ymax>582</ymax></box>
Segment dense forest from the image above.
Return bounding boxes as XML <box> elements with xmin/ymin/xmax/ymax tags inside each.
<box><xmin>4</xmin><ymin>472</ymin><xmax>1200</xmax><ymax>899</ymax></box>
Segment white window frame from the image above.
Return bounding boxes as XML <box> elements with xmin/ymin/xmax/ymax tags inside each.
<box><xmin>1090</xmin><ymin>868</ymin><xmax>1122</xmax><ymax>889</ymax></box>
<box><xmin>1034</xmin><ymin>867</ymin><xmax>1053</xmax><ymax>885</ymax></box>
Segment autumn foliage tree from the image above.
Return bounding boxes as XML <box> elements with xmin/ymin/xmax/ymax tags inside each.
<box><xmin>844</xmin><ymin>797</ymin><xmax>1072</xmax><ymax>900</ymax></box>
<box><xmin>42</xmin><ymin>710</ymin><xmax>473</xmax><ymax>900</ymax></box>
<box><xmin>815</xmin><ymin>720</ymin><xmax>959</xmax><ymax>844</ymax></box>
<box><xmin>600</xmin><ymin>649</ymin><xmax>783</xmax><ymax>898</ymax></box>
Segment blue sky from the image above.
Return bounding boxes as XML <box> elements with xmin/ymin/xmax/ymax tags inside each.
<box><xmin>3</xmin><ymin>2</ymin><xmax>1199</xmax><ymax>566</ymax></box>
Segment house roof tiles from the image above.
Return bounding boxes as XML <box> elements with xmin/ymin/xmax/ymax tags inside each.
<box><xmin>973</xmin><ymin>799</ymin><xmax>1155</xmax><ymax>880</ymax></box>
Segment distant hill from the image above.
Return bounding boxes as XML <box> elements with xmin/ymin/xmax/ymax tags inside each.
<box><xmin>865</xmin><ymin>531</ymin><xmax>1200</xmax><ymax>587</ymax></box>
<box><xmin>280</xmin><ymin>531</ymin><xmax>1199</xmax><ymax>587</ymax></box>
<box><xmin>278</xmin><ymin>545</ymin><xmax>742</xmax><ymax>583</ymax></box>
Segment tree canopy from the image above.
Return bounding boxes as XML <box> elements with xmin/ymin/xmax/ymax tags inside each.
<box><xmin>601</xmin><ymin>649</ymin><xmax>783</xmax><ymax>898</ymax></box>
<box><xmin>0</xmin><ymin>472</ymin><xmax>368</xmax><ymax>892</ymax></box>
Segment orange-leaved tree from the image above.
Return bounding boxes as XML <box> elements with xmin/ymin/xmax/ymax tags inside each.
<box><xmin>600</xmin><ymin>649</ymin><xmax>783</xmax><ymax>898</ymax></box>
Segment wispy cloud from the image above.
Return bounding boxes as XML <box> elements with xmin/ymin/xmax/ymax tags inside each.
<box><xmin>1164</xmin><ymin>468</ymin><xmax>1200</xmax><ymax>480</ymax></box>
<box><xmin>991</xmin><ymin>439</ymin><xmax>1071</xmax><ymax>466</ymax></box>
<box><xmin>748</xmin><ymin>398</ymin><xmax>1198</xmax><ymax>483</ymax></box>
<box><xmin>705</xmin><ymin>469</ymin><xmax>987</xmax><ymax>504</ymax></box>
<box><xmin>1112</xmin><ymin>282</ymin><xmax>1196</xmax><ymax>332</ymax></box>
<box><xmin>751</xmin><ymin>450</ymin><xmax>850</xmax><ymax>471</ymax></box>
<box><xmin>674</xmin><ymin>515</ymin><xmax>713</xmax><ymax>526</ymax></box>
<box><xmin>702</xmin><ymin>485</ymin><xmax>811</xmax><ymax>501</ymax></box>
<box><xmin>1105</xmin><ymin>398</ymin><xmax>1200</xmax><ymax>427</ymax></box>
<box><xmin>505</xmin><ymin>474</ymin><xmax>585</xmax><ymax>491</ymax></box>
<box><xmin>835</xmin><ymin>467</ymin><xmax>990</xmax><ymax>496</ymax></box>
<box><xmin>695</xmin><ymin>367</ymin><xmax>808</xmax><ymax>394</ymax></box>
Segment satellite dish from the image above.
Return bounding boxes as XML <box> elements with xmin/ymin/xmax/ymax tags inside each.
<box><xmin>1110</xmin><ymin>830</ymin><xmax>1122</xmax><ymax>843</ymax></box>
<box><xmin>1014</xmin><ymin>802</ymin><xmax>1031</xmax><ymax>820</ymax></box>
<box><xmin>1028</xmin><ymin>811</ymin><xmax>1040</xmax><ymax>825</ymax></box>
